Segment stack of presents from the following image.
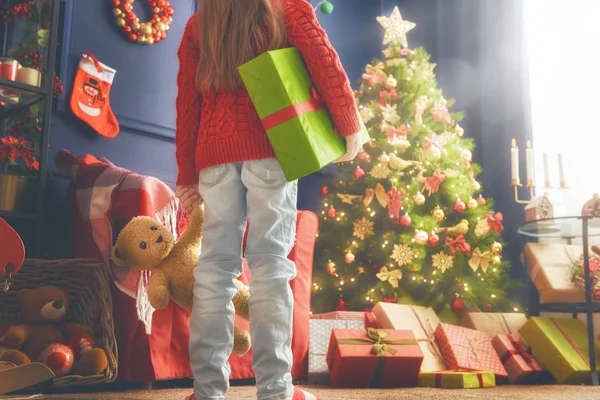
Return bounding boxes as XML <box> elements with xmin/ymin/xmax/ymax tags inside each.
<box><xmin>308</xmin><ymin>302</ymin><xmax>598</xmax><ymax>389</ymax></box>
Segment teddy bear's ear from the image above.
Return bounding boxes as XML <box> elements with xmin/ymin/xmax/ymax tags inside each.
<box><xmin>111</xmin><ymin>246</ymin><xmax>128</xmax><ymax>267</ymax></box>
<box><xmin>16</xmin><ymin>289</ymin><xmax>33</xmax><ymax>306</ymax></box>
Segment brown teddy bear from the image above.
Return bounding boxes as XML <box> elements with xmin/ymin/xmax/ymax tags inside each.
<box><xmin>111</xmin><ymin>208</ymin><xmax>251</xmax><ymax>355</ymax></box>
<box><xmin>0</xmin><ymin>285</ymin><xmax>109</xmax><ymax>376</ymax></box>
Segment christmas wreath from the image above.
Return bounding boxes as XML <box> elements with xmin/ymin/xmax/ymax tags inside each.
<box><xmin>112</xmin><ymin>0</ymin><xmax>174</xmax><ymax>45</ymax></box>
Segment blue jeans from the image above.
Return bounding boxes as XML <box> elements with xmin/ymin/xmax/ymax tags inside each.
<box><xmin>190</xmin><ymin>158</ymin><xmax>298</xmax><ymax>400</ymax></box>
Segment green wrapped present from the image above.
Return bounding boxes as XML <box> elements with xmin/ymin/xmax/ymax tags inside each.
<box><xmin>519</xmin><ymin>316</ymin><xmax>600</xmax><ymax>384</ymax></box>
<box><xmin>418</xmin><ymin>371</ymin><xmax>496</xmax><ymax>389</ymax></box>
<box><xmin>238</xmin><ymin>47</ymin><xmax>370</xmax><ymax>182</ymax></box>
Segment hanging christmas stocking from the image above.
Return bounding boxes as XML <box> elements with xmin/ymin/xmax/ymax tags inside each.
<box><xmin>70</xmin><ymin>52</ymin><xmax>120</xmax><ymax>138</ymax></box>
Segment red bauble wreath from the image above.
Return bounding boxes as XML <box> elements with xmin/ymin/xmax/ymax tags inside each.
<box><xmin>112</xmin><ymin>0</ymin><xmax>174</xmax><ymax>45</ymax></box>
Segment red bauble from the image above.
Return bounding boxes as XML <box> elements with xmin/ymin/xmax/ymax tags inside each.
<box><xmin>451</xmin><ymin>297</ymin><xmax>466</xmax><ymax>314</ymax></box>
<box><xmin>477</xmin><ymin>195</ymin><xmax>486</xmax><ymax>205</ymax></box>
<box><xmin>398</xmin><ymin>213</ymin><xmax>412</xmax><ymax>227</ymax></box>
<box><xmin>453</xmin><ymin>199</ymin><xmax>466</xmax><ymax>213</ymax></box>
<box><xmin>354</xmin><ymin>167</ymin><xmax>365</xmax><ymax>179</ymax></box>
<box><xmin>327</xmin><ymin>206</ymin><xmax>337</xmax><ymax>218</ymax></box>
<box><xmin>358</xmin><ymin>151</ymin><xmax>369</xmax><ymax>161</ymax></box>
<box><xmin>66</xmin><ymin>333</ymin><xmax>94</xmax><ymax>359</ymax></box>
<box><xmin>38</xmin><ymin>344</ymin><xmax>74</xmax><ymax>377</ymax></box>
<box><xmin>321</xmin><ymin>185</ymin><xmax>329</xmax><ymax>197</ymax></box>
<box><xmin>428</xmin><ymin>233</ymin><xmax>440</xmax><ymax>246</ymax></box>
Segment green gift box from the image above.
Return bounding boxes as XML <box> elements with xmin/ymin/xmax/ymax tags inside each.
<box><xmin>418</xmin><ymin>371</ymin><xmax>496</xmax><ymax>389</ymax></box>
<box><xmin>519</xmin><ymin>316</ymin><xmax>600</xmax><ymax>384</ymax></box>
<box><xmin>238</xmin><ymin>47</ymin><xmax>370</xmax><ymax>182</ymax></box>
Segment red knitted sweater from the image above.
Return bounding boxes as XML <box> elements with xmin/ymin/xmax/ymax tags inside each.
<box><xmin>175</xmin><ymin>0</ymin><xmax>361</xmax><ymax>186</ymax></box>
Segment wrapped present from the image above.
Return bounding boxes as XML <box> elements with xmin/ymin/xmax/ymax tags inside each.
<box><xmin>308</xmin><ymin>318</ymin><xmax>364</xmax><ymax>384</ymax></box>
<box><xmin>519</xmin><ymin>316</ymin><xmax>600</xmax><ymax>384</ymax></box>
<box><xmin>434</xmin><ymin>323</ymin><xmax>507</xmax><ymax>383</ymax></box>
<box><xmin>458</xmin><ymin>312</ymin><xmax>528</xmax><ymax>340</ymax></box>
<box><xmin>312</xmin><ymin>310</ymin><xmax>377</xmax><ymax>328</ymax></box>
<box><xmin>238</xmin><ymin>47</ymin><xmax>370</xmax><ymax>182</ymax></box>
<box><xmin>373</xmin><ymin>302</ymin><xmax>446</xmax><ymax>372</ymax></box>
<box><xmin>524</xmin><ymin>243</ymin><xmax>585</xmax><ymax>303</ymax></box>
<box><xmin>418</xmin><ymin>370</ymin><xmax>496</xmax><ymax>389</ymax></box>
<box><xmin>491</xmin><ymin>333</ymin><xmax>543</xmax><ymax>383</ymax></box>
<box><xmin>326</xmin><ymin>328</ymin><xmax>423</xmax><ymax>388</ymax></box>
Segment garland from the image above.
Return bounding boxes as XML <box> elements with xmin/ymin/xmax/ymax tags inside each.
<box><xmin>112</xmin><ymin>0</ymin><xmax>174</xmax><ymax>45</ymax></box>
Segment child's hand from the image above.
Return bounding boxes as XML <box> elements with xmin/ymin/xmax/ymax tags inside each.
<box><xmin>334</xmin><ymin>132</ymin><xmax>363</xmax><ymax>163</ymax></box>
<box><xmin>176</xmin><ymin>185</ymin><xmax>203</xmax><ymax>213</ymax></box>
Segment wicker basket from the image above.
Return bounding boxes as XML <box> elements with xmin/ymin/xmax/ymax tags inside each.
<box><xmin>0</xmin><ymin>259</ymin><xmax>118</xmax><ymax>388</ymax></box>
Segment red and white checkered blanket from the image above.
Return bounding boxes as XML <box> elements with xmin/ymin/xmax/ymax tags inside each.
<box><xmin>55</xmin><ymin>149</ymin><xmax>185</xmax><ymax>333</ymax></box>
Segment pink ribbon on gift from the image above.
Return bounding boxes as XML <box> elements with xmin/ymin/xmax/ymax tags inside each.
<box><xmin>500</xmin><ymin>335</ymin><xmax>536</xmax><ymax>366</ymax></box>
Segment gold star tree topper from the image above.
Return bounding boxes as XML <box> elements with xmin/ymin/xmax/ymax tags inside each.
<box><xmin>377</xmin><ymin>6</ymin><xmax>416</xmax><ymax>48</ymax></box>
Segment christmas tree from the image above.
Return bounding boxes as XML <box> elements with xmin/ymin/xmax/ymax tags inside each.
<box><xmin>312</xmin><ymin>7</ymin><xmax>519</xmax><ymax>316</ymax></box>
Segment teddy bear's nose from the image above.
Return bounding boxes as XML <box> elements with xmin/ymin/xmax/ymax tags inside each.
<box><xmin>52</xmin><ymin>300</ymin><xmax>63</xmax><ymax>309</ymax></box>
<box><xmin>156</xmin><ymin>235</ymin><xmax>164</xmax><ymax>243</ymax></box>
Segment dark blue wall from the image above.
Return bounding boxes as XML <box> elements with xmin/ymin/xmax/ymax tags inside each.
<box><xmin>46</xmin><ymin>0</ymin><xmax>385</xmax><ymax>256</ymax></box>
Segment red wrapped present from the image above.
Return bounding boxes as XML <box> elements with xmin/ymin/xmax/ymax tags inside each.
<box><xmin>434</xmin><ymin>323</ymin><xmax>507</xmax><ymax>384</ymax></box>
<box><xmin>311</xmin><ymin>311</ymin><xmax>377</xmax><ymax>328</ymax></box>
<box><xmin>326</xmin><ymin>328</ymin><xmax>423</xmax><ymax>388</ymax></box>
<box><xmin>491</xmin><ymin>333</ymin><xmax>543</xmax><ymax>384</ymax></box>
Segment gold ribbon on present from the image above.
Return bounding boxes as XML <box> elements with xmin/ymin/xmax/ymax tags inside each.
<box><xmin>468</xmin><ymin>248</ymin><xmax>492</xmax><ymax>272</ymax></box>
<box><xmin>363</xmin><ymin>184</ymin><xmax>388</xmax><ymax>208</ymax></box>
<box><xmin>330</xmin><ymin>328</ymin><xmax>418</xmax><ymax>387</ymax></box>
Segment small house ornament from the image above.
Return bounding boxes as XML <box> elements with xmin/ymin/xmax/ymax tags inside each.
<box><xmin>525</xmin><ymin>193</ymin><xmax>554</xmax><ymax>221</ymax></box>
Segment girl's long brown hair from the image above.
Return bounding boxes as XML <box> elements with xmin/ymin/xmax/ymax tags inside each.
<box><xmin>196</xmin><ymin>0</ymin><xmax>287</xmax><ymax>92</ymax></box>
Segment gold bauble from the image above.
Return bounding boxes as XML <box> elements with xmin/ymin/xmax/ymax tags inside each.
<box><xmin>492</xmin><ymin>255</ymin><xmax>501</xmax><ymax>264</ymax></box>
<box><xmin>165</xmin><ymin>25</ymin><xmax>170</xmax><ymax>31</ymax></box>
<box><xmin>433</xmin><ymin>207</ymin><xmax>445</xmax><ymax>222</ymax></box>
<box><xmin>490</xmin><ymin>242</ymin><xmax>503</xmax><ymax>255</ymax></box>
<box><xmin>141</xmin><ymin>24</ymin><xmax>152</xmax><ymax>36</ymax></box>
<box><xmin>138</xmin><ymin>36</ymin><xmax>147</xmax><ymax>43</ymax></box>
<box><xmin>154</xmin><ymin>7</ymin><xmax>161</xmax><ymax>13</ymax></box>
<box><xmin>146</xmin><ymin>37</ymin><xmax>154</xmax><ymax>45</ymax></box>
<box><xmin>155</xmin><ymin>22</ymin><xmax>166</xmax><ymax>32</ymax></box>
<box><xmin>113</xmin><ymin>8</ymin><xmax>122</xmax><ymax>17</ymax></box>
<box><xmin>116</xmin><ymin>17</ymin><xmax>126</xmax><ymax>28</ymax></box>
<box><xmin>133</xmin><ymin>23</ymin><xmax>141</xmax><ymax>31</ymax></box>
<box><xmin>467</xmin><ymin>198</ymin><xmax>478</xmax><ymax>210</ymax></box>
<box><xmin>168</xmin><ymin>16</ymin><xmax>173</xmax><ymax>23</ymax></box>
<box><xmin>414</xmin><ymin>192</ymin><xmax>426</xmax><ymax>206</ymax></box>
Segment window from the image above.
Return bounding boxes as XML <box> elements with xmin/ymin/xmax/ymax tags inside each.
<box><xmin>523</xmin><ymin>0</ymin><xmax>600</xmax><ymax>215</ymax></box>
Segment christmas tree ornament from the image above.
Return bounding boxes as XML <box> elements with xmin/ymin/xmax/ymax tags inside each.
<box><xmin>453</xmin><ymin>199</ymin><xmax>466</xmax><ymax>213</ymax></box>
<box><xmin>344</xmin><ymin>251</ymin><xmax>355</xmax><ymax>264</ymax></box>
<box><xmin>428</xmin><ymin>233</ymin><xmax>440</xmax><ymax>246</ymax></box>
<box><xmin>467</xmin><ymin>198</ymin><xmax>478</xmax><ymax>210</ymax></box>
<box><xmin>385</xmin><ymin>75</ymin><xmax>398</xmax><ymax>88</ymax></box>
<box><xmin>379</xmin><ymin>152</ymin><xmax>390</xmax><ymax>163</ymax></box>
<box><xmin>451</xmin><ymin>297</ymin><xmax>466</xmax><ymax>314</ymax></box>
<box><xmin>425</xmin><ymin>145</ymin><xmax>442</xmax><ymax>160</ymax></box>
<box><xmin>492</xmin><ymin>255</ymin><xmax>502</xmax><ymax>264</ymax></box>
<box><xmin>455</xmin><ymin>124</ymin><xmax>464</xmax><ymax>137</ymax></box>
<box><xmin>398</xmin><ymin>213</ymin><xmax>412</xmax><ymax>226</ymax></box>
<box><xmin>321</xmin><ymin>185</ymin><xmax>329</xmax><ymax>197</ymax></box>
<box><xmin>358</xmin><ymin>151</ymin><xmax>370</xmax><ymax>161</ymax></box>
<box><xmin>432</xmin><ymin>207</ymin><xmax>445</xmax><ymax>222</ymax></box>
<box><xmin>468</xmin><ymin>248</ymin><xmax>491</xmax><ymax>272</ymax></box>
<box><xmin>391</xmin><ymin>244</ymin><xmax>414</xmax><ymax>266</ymax></box>
<box><xmin>438</xmin><ymin>219</ymin><xmax>469</xmax><ymax>236</ymax></box>
<box><xmin>319</xmin><ymin>0</ymin><xmax>334</xmax><ymax>14</ymax></box>
<box><xmin>477</xmin><ymin>195</ymin><xmax>486</xmax><ymax>205</ymax></box>
<box><xmin>326</xmin><ymin>261</ymin><xmax>336</xmax><ymax>275</ymax></box>
<box><xmin>70</xmin><ymin>53</ymin><xmax>120</xmax><ymax>138</ymax></box>
<box><xmin>460</xmin><ymin>149</ymin><xmax>472</xmax><ymax>163</ymax></box>
<box><xmin>327</xmin><ymin>206</ymin><xmax>337</xmax><ymax>218</ymax></box>
<box><xmin>473</xmin><ymin>181</ymin><xmax>482</xmax><ymax>191</ymax></box>
<box><xmin>376</xmin><ymin>266</ymin><xmax>403</xmax><ymax>287</ymax></box>
<box><xmin>376</xmin><ymin>6</ymin><xmax>416</xmax><ymax>47</ymax></box>
<box><xmin>414</xmin><ymin>230</ymin><xmax>429</xmax><ymax>245</ymax></box>
<box><xmin>432</xmin><ymin>251</ymin><xmax>453</xmax><ymax>272</ymax></box>
<box><xmin>490</xmin><ymin>241</ymin><xmax>503</xmax><ymax>255</ymax></box>
<box><xmin>37</xmin><ymin>344</ymin><xmax>75</xmax><ymax>377</ymax></box>
<box><xmin>369</xmin><ymin>164</ymin><xmax>391</xmax><ymax>179</ymax></box>
<box><xmin>353</xmin><ymin>217</ymin><xmax>375</xmax><ymax>240</ymax></box>
<box><xmin>354</xmin><ymin>166</ymin><xmax>366</xmax><ymax>179</ymax></box>
<box><xmin>414</xmin><ymin>192</ymin><xmax>426</xmax><ymax>206</ymax></box>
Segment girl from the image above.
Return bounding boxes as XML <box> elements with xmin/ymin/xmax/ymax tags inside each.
<box><xmin>175</xmin><ymin>1</ymin><xmax>363</xmax><ymax>399</ymax></box>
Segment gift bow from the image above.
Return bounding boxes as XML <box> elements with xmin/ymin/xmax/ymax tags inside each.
<box><xmin>364</xmin><ymin>184</ymin><xmax>388</xmax><ymax>208</ymax></box>
<box><xmin>468</xmin><ymin>248</ymin><xmax>492</xmax><ymax>272</ymax></box>
<box><xmin>335</xmin><ymin>328</ymin><xmax>417</xmax><ymax>356</ymax></box>
<box><xmin>445</xmin><ymin>235</ymin><xmax>471</xmax><ymax>255</ymax></box>
<box><xmin>424</xmin><ymin>168</ymin><xmax>446</xmax><ymax>195</ymax></box>
<box><xmin>376</xmin><ymin>266</ymin><xmax>403</xmax><ymax>288</ymax></box>
<box><xmin>379</xmin><ymin>88</ymin><xmax>398</xmax><ymax>105</ymax></box>
<box><xmin>423</xmin><ymin>133</ymin><xmax>444</xmax><ymax>152</ymax></box>
<box><xmin>505</xmin><ymin>335</ymin><xmax>536</xmax><ymax>366</ymax></box>
<box><xmin>486</xmin><ymin>212</ymin><xmax>504</xmax><ymax>233</ymax></box>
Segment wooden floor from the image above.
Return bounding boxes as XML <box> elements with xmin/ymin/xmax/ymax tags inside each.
<box><xmin>7</xmin><ymin>385</ymin><xmax>600</xmax><ymax>400</ymax></box>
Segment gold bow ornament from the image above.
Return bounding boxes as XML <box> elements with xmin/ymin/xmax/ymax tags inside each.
<box><xmin>468</xmin><ymin>248</ymin><xmax>492</xmax><ymax>273</ymax></box>
<box><xmin>364</xmin><ymin>183</ymin><xmax>389</xmax><ymax>208</ymax></box>
<box><xmin>376</xmin><ymin>266</ymin><xmax>403</xmax><ymax>288</ymax></box>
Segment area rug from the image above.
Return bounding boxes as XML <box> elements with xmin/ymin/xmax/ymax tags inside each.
<box><xmin>17</xmin><ymin>385</ymin><xmax>600</xmax><ymax>400</ymax></box>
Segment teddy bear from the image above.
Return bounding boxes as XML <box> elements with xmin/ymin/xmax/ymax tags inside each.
<box><xmin>0</xmin><ymin>285</ymin><xmax>109</xmax><ymax>376</ymax></box>
<box><xmin>111</xmin><ymin>207</ymin><xmax>252</xmax><ymax>356</ymax></box>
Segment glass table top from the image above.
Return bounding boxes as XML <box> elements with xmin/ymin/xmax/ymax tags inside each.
<box><xmin>517</xmin><ymin>216</ymin><xmax>600</xmax><ymax>239</ymax></box>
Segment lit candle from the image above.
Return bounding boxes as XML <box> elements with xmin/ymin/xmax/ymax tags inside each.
<box><xmin>558</xmin><ymin>153</ymin><xmax>565</xmax><ymax>188</ymax></box>
<box><xmin>510</xmin><ymin>138</ymin><xmax>520</xmax><ymax>185</ymax></box>
<box><xmin>525</xmin><ymin>140</ymin><xmax>534</xmax><ymax>186</ymax></box>
<box><xmin>543</xmin><ymin>152</ymin><xmax>550</xmax><ymax>188</ymax></box>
